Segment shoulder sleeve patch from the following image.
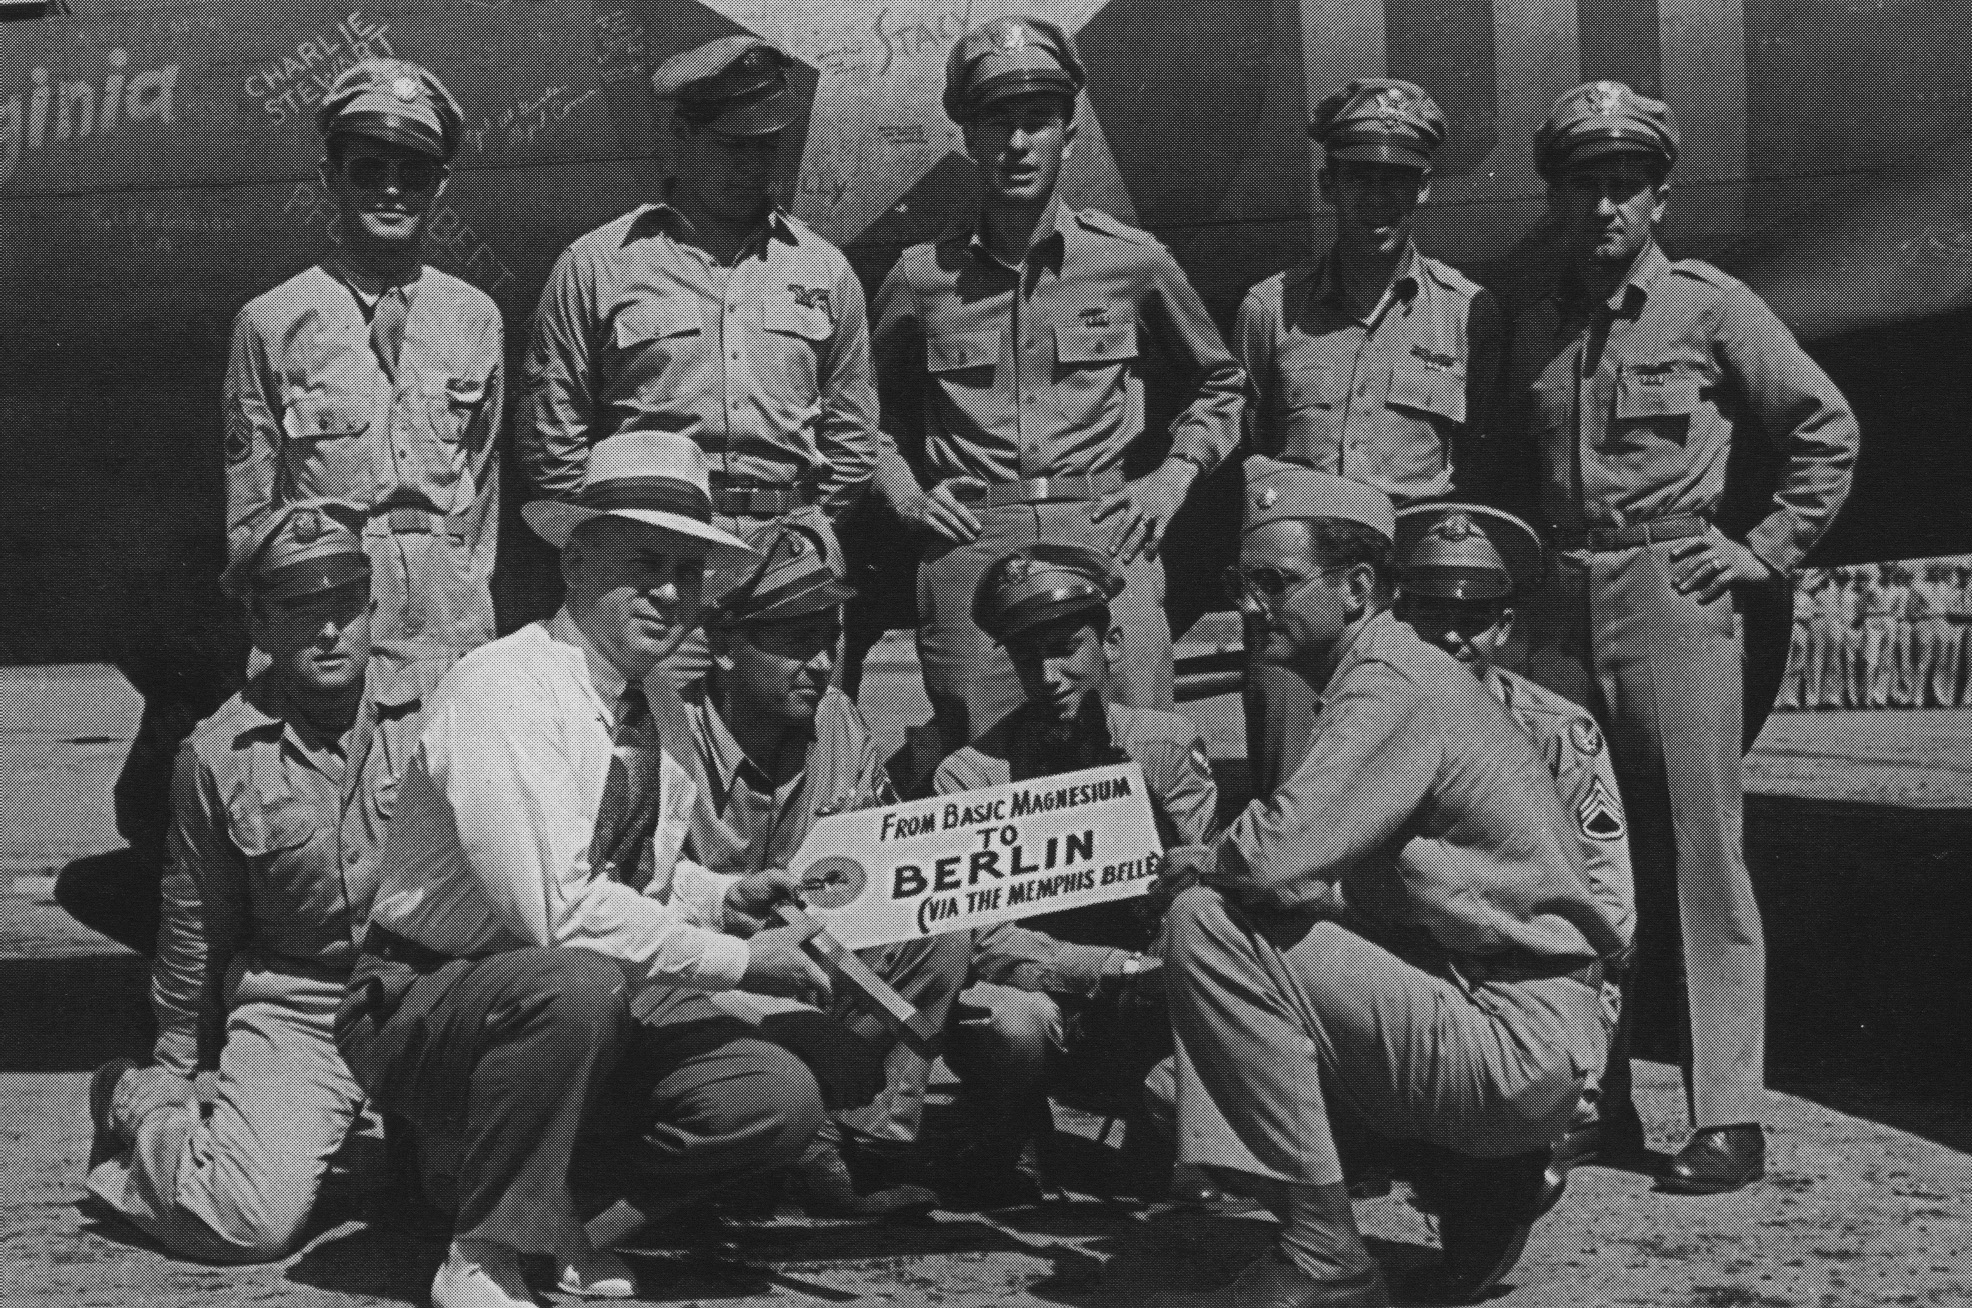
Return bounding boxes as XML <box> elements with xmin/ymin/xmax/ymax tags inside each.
<box><xmin>1568</xmin><ymin>718</ymin><xmax>1604</xmax><ymax>757</ymax></box>
<box><xmin>225</xmin><ymin>410</ymin><xmax>255</xmax><ymax>464</ymax></box>
<box><xmin>1577</xmin><ymin>776</ymin><xmax>1626</xmax><ymax>842</ymax></box>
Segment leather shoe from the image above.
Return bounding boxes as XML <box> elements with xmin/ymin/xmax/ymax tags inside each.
<box><xmin>792</xmin><ymin>1134</ymin><xmax>938</xmax><ymax>1218</ymax></box>
<box><xmin>432</xmin><ymin>1241</ymin><xmax>537</xmax><ymax>1308</ymax></box>
<box><xmin>1167</xmin><ymin>1165</ymin><xmax>1264</xmax><ymax>1215</ymax></box>
<box><xmin>1147</xmin><ymin>1247</ymin><xmax>1389</xmax><ymax>1308</ymax></box>
<box><xmin>1407</xmin><ymin>1152</ymin><xmax>1563</xmax><ymax>1305</ymax></box>
<box><xmin>86</xmin><ymin>1058</ymin><xmax>137</xmax><ymax>1171</ymax></box>
<box><xmin>1660</xmin><ymin>1124</ymin><xmax>1764</xmax><ymax>1195</ymax></box>
<box><xmin>557</xmin><ymin>1244</ymin><xmax>636</xmax><ymax>1299</ymax></box>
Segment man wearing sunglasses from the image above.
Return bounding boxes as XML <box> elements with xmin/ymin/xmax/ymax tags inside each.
<box><xmin>225</xmin><ymin>59</ymin><xmax>504</xmax><ymax>673</ymax></box>
<box><xmin>1149</xmin><ymin>459</ymin><xmax>1626</xmax><ymax>1308</ymax></box>
<box><xmin>518</xmin><ymin>37</ymin><xmax>879</xmax><ymax>693</ymax></box>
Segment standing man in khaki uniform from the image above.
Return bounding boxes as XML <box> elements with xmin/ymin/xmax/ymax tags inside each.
<box><xmin>227</xmin><ymin>60</ymin><xmax>503</xmax><ymax>667</ymax></box>
<box><xmin>1862</xmin><ymin>563</ymin><xmax>1901</xmax><ymax>709</ymax></box>
<box><xmin>684</xmin><ymin>520</ymin><xmax>970</xmax><ymax>1217</ymax></box>
<box><xmin>871</xmin><ymin>16</ymin><xmax>1244</xmax><ymax>747</ymax></box>
<box><xmin>1909</xmin><ymin>562</ymin><xmax>1954</xmax><ymax>706</ymax></box>
<box><xmin>85</xmin><ymin>502</ymin><xmax>441</xmax><ymax>1262</ymax></box>
<box><xmin>1235</xmin><ymin>79</ymin><xmax>1504</xmax><ymax>796</ymax></box>
<box><xmin>1500</xmin><ymin>82</ymin><xmax>1858</xmax><ymax>1194</ymax></box>
<box><xmin>519</xmin><ymin>37</ymin><xmax>879</xmax><ymax>689</ymax></box>
<box><xmin>1150</xmin><ymin>462</ymin><xmax>1625</xmax><ymax>1308</ymax></box>
<box><xmin>933</xmin><ymin>543</ymin><xmax>1216</xmax><ymax>1204</ymax></box>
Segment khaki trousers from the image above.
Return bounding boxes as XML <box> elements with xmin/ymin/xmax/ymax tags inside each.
<box><xmin>1164</xmin><ymin>888</ymin><xmax>1605</xmax><ymax>1189</ymax></box>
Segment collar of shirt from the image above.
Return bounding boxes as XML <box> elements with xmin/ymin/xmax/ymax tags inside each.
<box><xmin>233</xmin><ymin>663</ymin><xmax>414</xmax><ymax>773</ymax></box>
<box><xmin>1557</xmin><ymin>240</ymin><xmax>1669</xmax><ymax>319</ymax></box>
<box><xmin>627</xmin><ymin>198</ymin><xmax>800</xmax><ymax>255</ymax></box>
<box><xmin>325</xmin><ymin>255</ymin><xmax>422</xmax><ymax>314</ymax></box>
<box><xmin>964</xmin><ymin>198</ymin><xmax>1066</xmax><ymax>275</ymax></box>
<box><xmin>1309</xmin><ymin>241</ymin><xmax>1422</xmax><ymax>327</ymax></box>
<box><xmin>690</xmin><ymin>697</ymin><xmax>811</xmax><ymax>815</ymax></box>
<box><xmin>545</xmin><ymin>606</ymin><xmax>631</xmax><ymax>723</ymax></box>
<box><xmin>1311</xmin><ymin>608</ymin><xmax>1407</xmax><ymax>712</ymax></box>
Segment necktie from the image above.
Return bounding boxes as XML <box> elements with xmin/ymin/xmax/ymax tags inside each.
<box><xmin>369</xmin><ymin>284</ymin><xmax>409</xmax><ymax>382</ymax></box>
<box><xmin>589</xmin><ymin>683</ymin><xmax>665</xmax><ymax>889</ymax></box>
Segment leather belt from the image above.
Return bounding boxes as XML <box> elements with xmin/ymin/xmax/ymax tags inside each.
<box><xmin>1557</xmin><ymin>515</ymin><xmax>1707</xmax><ymax>552</ymax></box>
<box><xmin>361</xmin><ymin>924</ymin><xmax>490</xmax><ymax>973</ymax></box>
<box><xmin>709</xmin><ymin>475</ymin><xmax>819</xmax><ymax>516</ymax></box>
<box><xmin>960</xmin><ymin>469</ymin><xmax>1126</xmax><ymax>508</ymax></box>
<box><xmin>378</xmin><ymin>507</ymin><xmax>467</xmax><ymax>540</ymax></box>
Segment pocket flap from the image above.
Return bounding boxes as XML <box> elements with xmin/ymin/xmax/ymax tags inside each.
<box><xmin>1053</xmin><ymin>322</ymin><xmax>1137</xmax><ymax>365</ymax></box>
<box><xmin>1390</xmin><ymin>358</ymin><xmax>1467</xmax><ymax>423</ymax></box>
<box><xmin>926</xmin><ymin>329</ymin><xmax>1002</xmax><ymax>374</ymax></box>
<box><xmin>288</xmin><ymin>393</ymin><xmax>369</xmax><ymax>440</ymax></box>
<box><xmin>763</xmin><ymin>293</ymin><xmax>835</xmax><ymax>341</ymax></box>
<box><xmin>227</xmin><ymin>792</ymin><xmax>317</xmax><ymax>858</ymax></box>
<box><xmin>613</xmin><ymin>301</ymin><xmax>702</xmax><ymax>349</ymax></box>
<box><xmin>1616</xmin><ymin>368</ymin><xmax>1704</xmax><ymax>419</ymax></box>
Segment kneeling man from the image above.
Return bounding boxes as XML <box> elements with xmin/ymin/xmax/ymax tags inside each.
<box><xmin>86</xmin><ymin>501</ymin><xmax>442</xmax><ymax>1261</ymax></box>
<box><xmin>339</xmin><ymin>433</ymin><xmax>832</xmax><ymax>1308</ymax></box>
<box><xmin>1152</xmin><ymin>462</ymin><xmax>1629</xmax><ymax>1308</ymax></box>
<box><xmin>687</xmin><ymin>520</ymin><xmax>970</xmax><ymax>1215</ymax></box>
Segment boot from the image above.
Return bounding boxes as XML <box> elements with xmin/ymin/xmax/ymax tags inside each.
<box><xmin>1407</xmin><ymin>1150</ymin><xmax>1562</xmax><ymax>1305</ymax></box>
<box><xmin>791</xmin><ymin>1122</ymin><xmax>938</xmax><ymax>1218</ymax></box>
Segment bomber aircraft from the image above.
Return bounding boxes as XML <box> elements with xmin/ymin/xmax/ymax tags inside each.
<box><xmin>3</xmin><ymin>0</ymin><xmax>1970</xmax><ymax>754</ymax></box>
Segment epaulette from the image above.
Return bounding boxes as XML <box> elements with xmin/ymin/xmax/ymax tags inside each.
<box><xmin>1073</xmin><ymin>209</ymin><xmax>1157</xmax><ymax>245</ymax></box>
<box><xmin>1665</xmin><ymin>257</ymin><xmax>1737</xmax><ymax>290</ymax></box>
<box><xmin>1418</xmin><ymin>255</ymin><xmax>1483</xmax><ymax>299</ymax></box>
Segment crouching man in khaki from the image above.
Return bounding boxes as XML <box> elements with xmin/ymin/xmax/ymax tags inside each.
<box><xmin>85</xmin><ymin>501</ymin><xmax>443</xmax><ymax>1261</ymax></box>
<box><xmin>1149</xmin><ymin>461</ymin><xmax>1630</xmax><ymax>1308</ymax></box>
<box><xmin>337</xmin><ymin>432</ymin><xmax>835</xmax><ymax>1308</ymax></box>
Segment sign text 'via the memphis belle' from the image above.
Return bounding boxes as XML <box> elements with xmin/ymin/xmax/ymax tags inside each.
<box><xmin>790</xmin><ymin>762</ymin><xmax>1162</xmax><ymax>950</ymax></box>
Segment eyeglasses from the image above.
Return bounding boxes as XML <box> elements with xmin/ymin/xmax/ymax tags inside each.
<box><xmin>1221</xmin><ymin>564</ymin><xmax>1346</xmax><ymax>604</ymax></box>
<box><xmin>341</xmin><ymin>155</ymin><xmax>443</xmax><ymax>193</ymax></box>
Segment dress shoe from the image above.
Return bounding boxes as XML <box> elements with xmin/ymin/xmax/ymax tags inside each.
<box><xmin>1661</xmin><ymin>1124</ymin><xmax>1765</xmax><ymax>1195</ymax></box>
<box><xmin>1407</xmin><ymin>1152</ymin><xmax>1563</xmax><ymax>1305</ymax></box>
<box><xmin>1167</xmin><ymin>1165</ymin><xmax>1265</xmax><ymax>1215</ymax></box>
<box><xmin>792</xmin><ymin>1133</ymin><xmax>938</xmax><ymax>1218</ymax></box>
<box><xmin>1147</xmin><ymin>1247</ymin><xmax>1390</xmax><ymax>1308</ymax></box>
<box><xmin>557</xmin><ymin>1244</ymin><xmax>636</xmax><ymax>1299</ymax></box>
<box><xmin>86</xmin><ymin>1058</ymin><xmax>137</xmax><ymax>1170</ymax></box>
<box><xmin>431</xmin><ymin>1240</ymin><xmax>538</xmax><ymax>1308</ymax></box>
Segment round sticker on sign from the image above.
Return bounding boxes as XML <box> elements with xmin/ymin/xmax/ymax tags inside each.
<box><xmin>800</xmin><ymin>856</ymin><xmax>869</xmax><ymax>910</ymax></box>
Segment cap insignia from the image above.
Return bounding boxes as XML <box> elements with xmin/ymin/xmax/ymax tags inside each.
<box><xmin>992</xmin><ymin>19</ymin><xmax>1027</xmax><ymax>50</ymax></box>
<box><xmin>291</xmin><ymin>509</ymin><xmax>322</xmax><ymax>543</ymax></box>
<box><xmin>1584</xmin><ymin>82</ymin><xmax>1625</xmax><ymax>115</ymax></box>
<box><xmin>1000</xmin><ymin>556</ymin><xmax>1034</xmax><ymax>582</ymax></box>
<box><xmin>1256</xmin><ymin>487</ymin><xmax>1278</xmax><ymax>509</ymax></box>
<box><xmin>1371</xmin><ymin>87</ymin><xmax>1409</xmax><ymax>127</ymax></box>
<box><xmin>391</xmin><ymin>76</ymin><xmax>421</xmax><ymax>104</ymax></box>
<box><xmin>1439</xmin><ymin>513</ymin><xmax>1475</xmax><ymax>540</ymax></box>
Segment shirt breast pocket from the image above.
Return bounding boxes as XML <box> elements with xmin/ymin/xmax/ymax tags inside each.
<box><xmin>281</xmin><ymin>390</ymin><xmax>375</xmax><ymax>499</ymax></box>
<box><xmin>226</xmin><ymin>791</ymin><xmax>317</xmax><ymax>863</ymax></box>
<box><xmin>1388</xmin><ymin>357</ymin><xmax>1467</xmax><ymax>426</ymax></box>
<box><xmin>1612</xmin><ymin>367</ymin><xmax>1706</xmax><ymax>450</ymax></box>
<box><xmin>1051</xmin><ymin>321</ymin><xmax>1136</xmax><ymax>418</ymax></box>
<box><xmin>926</xmin><ymin>328</ymin><xmax>1003</xmax><ymax>388</ymax></box>
<box><xmin>760</xmin><ymin>295</ymin><xmax>833</xmax><ymax>395</ymax></box>
<box><xmin>1281</xmin><ymin>357</ymin><xmax>1348</xmax><ymax>413</ymax></box>
<box><xmin>612</xmin><ymin>301</ymin><xmax>703</xmax><ymax>361</ymax></box>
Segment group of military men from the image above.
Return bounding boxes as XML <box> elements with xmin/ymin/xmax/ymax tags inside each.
<box><xmin>1777</xmin><ymin>560</ymin><xmax>1972</xmax><ymax>710</ymax></box>
<box><xmin>65</xmin><ymin>16</ymin><xmax>1860</xmax><ymax>1308</ymax></box>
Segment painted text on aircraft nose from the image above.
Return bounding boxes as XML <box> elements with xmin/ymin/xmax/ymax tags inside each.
<box><xmin>0</xmin><ymin>50</ymin><xmax>180</xmax><ymax>188</ymax></box>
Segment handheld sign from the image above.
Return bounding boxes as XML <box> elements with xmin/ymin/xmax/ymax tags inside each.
<box><xmin>787</xmin><ymin>761</ymin><xmax>1162</xmax><ymax>951</ymax></box>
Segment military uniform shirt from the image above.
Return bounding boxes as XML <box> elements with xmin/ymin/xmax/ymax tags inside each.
<box><xmin>151</xmin><ymin>661</ymin><xmax>439</xmax><ymax>1075</ymax></box>
<box><xmin>683</xmin><ymin>688</ymin><xmax>898</xmax><ymax>877</ymax></box>
<box><xmin>1235</xmin><ymin>244</ymin><xmax>1501</xmax><ymax>504</ymax></box>
<box><xmin>225</xmin><ymin>263</ymin><xmax>504</xmax><ymax>647</ymax></box>
<box><xmin>1488</xmin><ymin>667</ymin><xmax>1634</xmax><ymax>946</ymax></box>
<box><xmin>936</xmin><ymin>700</ymin><xmax>1218</xmax><ymax>998</ymax></box>
<box><xmin>518</xmin><ymin>204</ymin><xmax>879</xmax><ymax>517</ymax></box>
<box><xmin>1211</xmin><ymin>611</ymin><xmax>1627</xmax><ymax>961</ymax></box>
<box><xmin>871</xmin><ymin>202</ymin><xmax>1244</xmax><ymax>485</ymax></box>
<box><xmin>1506</xmin><ymin>244</ymin><xmax>1857</xmax><ymax>572</ymax></box>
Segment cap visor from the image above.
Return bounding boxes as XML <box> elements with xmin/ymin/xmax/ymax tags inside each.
<box><xmin>1323</xmin><ymin>140</ymin><xmax>1432</xmax><ymax>169</ymax></box>
<box><xmin>522</xmin><ymin>502</ymin><xmax>758</xmax><ymax>566</ymax></box>
<box><xmin>713</xmin><ymin>577</ymin><xmax>857</xmax><ymax>627</ymax></box>
<box><xmin>705</xmin><ymin>93</ymin><xmax>798</xmax><ymax>137</ymax></box>
<box><xmin>330</xmin><ymin>114</ymin><xmax>447</xmax><ymax>159</ymax></box>
<box><xmin>257</xmin><ymin>559</ymin><xmax>373</xmax><ymax>602</ymax></box>
<box><xmin>995</xmin><ymin>594</ymin><xmax>1109</xmax><ymax>644</ymax></box>
<box><xmin>967</xmin><ymin>72</ymin><xmax>1078</xmax><ymax>113</ymax></box>
<box><xmin>1553</xmin><ymin>137</ymin><xmax>1669</xmax><ymax>170</ymax></box>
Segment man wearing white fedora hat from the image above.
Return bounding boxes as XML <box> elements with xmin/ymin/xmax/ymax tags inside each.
<box><xmin>338</xmin><ymin>431</ymin><xmax>838</xmax><ymax>1308</ymax></box>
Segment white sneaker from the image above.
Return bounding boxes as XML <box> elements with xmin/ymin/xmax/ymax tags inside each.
<box><xmin>431</xmin><ymin>1240</ymin><xmax>537</xmax><ymax>1308</ymax></box>
<box><xmin>556</xmin><ymin>1244</ymin><xmax>636</xmax><ymax>1299</ymax></box>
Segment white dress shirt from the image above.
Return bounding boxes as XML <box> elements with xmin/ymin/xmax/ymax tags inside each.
<box><xmin>367</xmin><ymin>609</ymin><xmax>751</xmax><ymax>990</ymax></box>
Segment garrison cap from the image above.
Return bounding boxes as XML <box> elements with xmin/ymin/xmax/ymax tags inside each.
<box><xmin>708</xmin><ymin>520</ymin><xmax>854</xmax><ymax>629</ymax></box>
<box><xmin>1534</xmin><ymin>80</ymin><xmax>1679</xmax><ymax>177</ymax></box>
<box><xmin>1395</xmin><ymin>502</ymin><xmax>1545</xmax><ymax>601</ymax></box>
<box><xmin>1242</xmin><ymin>457</ymin><xmax>1396</xmax><ymax>542</ymax></box>
<box><xmin>652</xmin><ymin>36</ymin><xmax>797</xmax><ymax>136</ymax></box>
<box><xmin>943</xmin><ymin>16</ymin><xmax>1084</xmax><ymax>122</ymax></box>
<box><xmin>316</xmin><ymin>59</ymin><xmax>463</xmax><ymax>162</ymax></box>
<box><xmin>1309</xmin><ymin>78</ymin><xmax>1447</xmax><ymax>169</ymax></box>
<box><xmin>222</xmin><ymin>499</ymin><xmax>370</xmax><ymax>602</ymax></box>
<box><xmin>972</xmin><ymin>542</ymin><xmax>1123</xmax><ymax>644</ymax></box>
